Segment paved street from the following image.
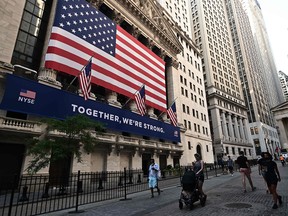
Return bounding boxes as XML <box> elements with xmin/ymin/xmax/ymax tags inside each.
<box><xmin>51</xmin><ymin>162</ymin><xmax>287</xmax><ymax>216</ymax></box>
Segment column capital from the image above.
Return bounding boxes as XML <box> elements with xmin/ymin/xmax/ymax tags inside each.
<box><xmin>91</xmin><ymin>0</ymin><xmax>104</xmax><ymax>9</ymax></box>
<box><xmin>114</xmin><ymin>12</ymin><xmax>125</xmax><ymax>25</ymax></box>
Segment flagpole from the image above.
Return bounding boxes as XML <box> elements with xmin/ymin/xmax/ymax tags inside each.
<box><xmin>66</xmin><ymin>55</ymin><xmax>94</xmax><ymax>91</ymax></box>
<box><xmin>158</xmin><ymin>97</ymin><xmax>178</xmax><ymax>119</ymax></box>
<box><xmin>121</xmin><ymin>84</ymin><xmax>145</xmax><ymax>108</ymax></box>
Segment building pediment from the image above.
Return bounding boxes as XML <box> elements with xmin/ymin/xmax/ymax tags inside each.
<box><xmin>105</xmin><ymin>0</ymin><xmax>183</xmax><ymax>59</ymax></box>
<box><xmin>271</xmin><ymin>101</ymin><xmax>288</xmax><ymax>113</ymax></box>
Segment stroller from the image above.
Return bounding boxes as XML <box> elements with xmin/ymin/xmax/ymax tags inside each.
<box><xmin>179</xmin><ymin>169</ymin><xmax>206</xmax><ymax>210</ymax></box>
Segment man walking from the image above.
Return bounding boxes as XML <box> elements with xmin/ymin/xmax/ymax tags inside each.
<box><xmin>148</xmin><ymin>159</ymin><xmax>161</xmax><ymax>198</ymax></box>
<box><xmin>227</xmin><ymin>156</ymin><xmax>234</xmax><ymax>176</ymax></box>
<box><xmin>236</xmin><ymin>151</ymin><xmax>256</xmax><ymax>193</ymax></box>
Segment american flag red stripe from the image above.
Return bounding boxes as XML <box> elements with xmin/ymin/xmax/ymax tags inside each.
<box><xmin>44</xmin><ymin>0</ymin><xmax>166</xmax><ymax>111</ymax></box>
<box><xmin>135</xmin><ymin>85</ymin><xmax>146</xmax><ymax>116</ymax></box>
<box><xmin>167</xmin><ymin>102</ymin><xmax>177</xmax><ymax>126</ymax></box>
<box><xmin>79</xmin><ymin>59</ymin><xmax>92</xmax><ymax>100</ymax></box>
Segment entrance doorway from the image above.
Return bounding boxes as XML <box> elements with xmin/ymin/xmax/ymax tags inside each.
<box><xmin>159</xmin><ymin>155</ymin><xmax>167</xmax><ymax>170</ymax></box>
<box><xmin>49</xmin><ymin>154</ymin><xmax>72</xmax><ymax>186</ymax></box>
<box><xmin>142</xmin><ymin>153</ymin><xmax>151</xmax><ymax>176</ymax></box>
<box><xmin>0</xmin><ymin>143</ymin><xmax>25</xmax><ymax>190</ymax></box>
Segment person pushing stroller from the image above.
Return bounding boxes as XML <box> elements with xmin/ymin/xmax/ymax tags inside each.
<box><xmin>179</xmin><ymin>153</ymin><xmax>207</xmax><ymax>210</ymax></box>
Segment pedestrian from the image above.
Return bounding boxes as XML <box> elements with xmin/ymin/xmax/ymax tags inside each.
<box><xmin>236</xmin><ymin>151</ymin><xmax>256</xmax><ymax>193</ymax></box>
<box><xmin>227</xmin><ymin>156</ymin><xmax>234</xmax><ymax>176</ymax></box>
<box><xmin>218</xmin><ymin>157</ymin><xmax>225</xmax><ymax>174</ymax></box>
<box><xmin>258</xmin><ymin>152</ymin><xmax>282</xmax><ymax>209</ymax></box>
<box><xmin>279</xmin><ymin>155</ymin><xmax>285</xmax><ymax>166</ymax></box>
<box><xmin>193</xmin><ymin>153</ymin><xmax>207</xmax><ymax>201</ymax></box>
<box><xmin>148</xmin><ymin>158</ymin><xmax>161</xmax><ymax>198</ymax></box>
<box><xmin>258</xmin><ymin>159</ymin><xmax>270</xmax><ymax>194</ymax></box>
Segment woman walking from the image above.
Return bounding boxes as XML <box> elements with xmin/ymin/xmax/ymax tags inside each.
<box><xmin>193</xmin><ymin>153</ymin><xmax>207</xmax><ymax>201</ymax></box>
<box><xmin>258</xmin><ymin>152</ymin><xmax>282</xmax><ymax>209</ymax></box>
<box><xmin>236</xmin><ymin>151</ymin><xmax>256</xmax><ymax>193</ymax></box>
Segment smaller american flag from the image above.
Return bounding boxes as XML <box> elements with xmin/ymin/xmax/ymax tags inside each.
<box><xmin>135</xmin><ymin>85</ymin><xmax>146</xmax><ymax>116</ymax></box>
<box><xmin>167</xmin><ymin>102</ymin><xmax>177</xmax><ymax>126</ymax></box>
<box><xmin>79</xmin><ymin>58</ymin><xmax>92</xmax><ymax>100</ymax></box>
<box><xmin>20</xmin><ymin>89</ymin><xmax>36</xmax><ymax>99</ymax></box>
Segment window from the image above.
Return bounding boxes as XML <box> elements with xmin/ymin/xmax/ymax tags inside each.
<box><xmin>188</xmin><ymin>141</ymin><xmax>191</xmax><ymax>150</ymax></box>
<box><xmin>232</xmin><ymin>147</ymin><xmax>235</xmax><ymax>155</ymax></box>
<box><xmin>12</xmin><ymin>0</ymin><xmax>48</xmax><ymax>68</ymax></box>
<box><xmin>226</xmin><ymin>146</ymin><xmax>229</xmax><ymax>154</ymax></box>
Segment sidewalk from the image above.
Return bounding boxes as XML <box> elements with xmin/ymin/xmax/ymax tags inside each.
<box><xmin>50</xmin><ymin>162</ymin><xmax>288</xmax><ymax>216</ymax></box>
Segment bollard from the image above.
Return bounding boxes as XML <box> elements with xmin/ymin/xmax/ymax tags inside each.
<box><xmin>42</xmin><ymin>182</ymin><xmax>50</xmax><ymax>198</ymax></box>
<box><xmin>118</xmin><ymin>176</ymin><xmax>123</xmax><ymax>186</ymax></box>
<box><xmin>137</xmin><ymin>173</ymin><xmax>141</xmax><ymax>183</ymax></box>
<box><xmin>19</xmin><ymin>185</ymin><xmax>29</xmax><ymax>202</ymax></box>
<box><xmin>98</xmin><ymin>178</ymin><xmax>104</xmax><ymax>189</ymax></box>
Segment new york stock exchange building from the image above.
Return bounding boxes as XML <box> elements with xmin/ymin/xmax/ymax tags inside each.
<box><xmin>0</xmin><ymin>0</ymin><xmax>215</xmax><ymax>185</ymax></box>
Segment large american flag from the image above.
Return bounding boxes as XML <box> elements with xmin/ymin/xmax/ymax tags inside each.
<box><xmin>79</xmin><ymin>58</ymin><xmax>92</xmax><ymax>100</ymax></box>
<box><xmin>167</xmin><ymin>102</ymin><xmax>177</xmax><ymax>126</ymax></box>
<box><xmin>135</xmin><ymin>85</ymin><xmax>146</xmax><ymax>116</ymax></box>
<box><xmin>45</xmin><ymin>0</ymin><xmax>166</xmax><ymax>111</ymax></box>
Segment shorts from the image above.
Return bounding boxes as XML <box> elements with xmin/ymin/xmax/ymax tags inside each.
<box><xmin>240</xmin><ymin>168</ymin><xmax>251</xmax><ymax>175</ymax></box>
<box><xmin>196</xmin><ymin>174</ymin><xmax>204</xmax><ymax>182</ymax></box>
<box><xmin>148</xmin><ymin>177</ymin><xmax>158</xmax><ymax>188</ymax></box>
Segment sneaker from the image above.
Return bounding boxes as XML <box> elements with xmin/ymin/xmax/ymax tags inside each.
<box><xmin>151</xmin><ymin>195</ymin><xmax>154</xmax><ymax>198</ymax></box>
<box><xmin>272</xmin><ymin>204</ymin><xmax>278</xmax><ymax>209</ymax></box>
<box><xmin>252</xmin><ymin>187</ymin><xmax>256</xmax><ymax>191</ymax></box>
<box><xmin>243</xmin><ymin>190</ymin><xmax>247</xmax><ymax>193</ymax></box>
<box><xmin>278</xmin><ymin>196</ymin><xmax>282</xmax><ymax>205</ymax></box>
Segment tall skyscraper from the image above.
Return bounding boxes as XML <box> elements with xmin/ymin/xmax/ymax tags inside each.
<box><xmin>159</xmin><ymin>0</ymin><xmax>214</xmax><ymax>164</ymax></box>
<box><xmin>189</xmin><ymin>0</ymin><xmax>253</xmax><ymax>160</ymax></box>
<box><xmin>278</xmin><ymin>71</ymin><xmax>288</xmax><ymax>101</ymax></box>
<box><xmin>240</xmin><ymin>0</ymin><xmax>284</xmax><ymax>107</ymax></box>
<box><xmin>225</xmin><ymin>0</ymin><xmax>281</xmax><ymax>156</ymax></box>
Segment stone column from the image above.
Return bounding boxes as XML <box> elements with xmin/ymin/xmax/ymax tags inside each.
<box><xmin>38</xmin><ymin>68</ymin><xmax>62</xmax><ymax>89</ymax></box>
<box><xmin>131</xmin><ymin>148</ymin><xmax>142</xmax><ymax>170</ymax></box>
<box><xmin>276</xmin><ymin>119</ymin><xmax>288</xmax><ymax>148</ymax></box>
<box><xmin>106</xmin><ymin>145</ymin><xmax>121</xmax><ymax>171</ymax></box>
<box><xmin>147</xmin><ymin>107</ymin><xmax>157</xmax><ymax>119</ymax></box>
<box><xmin>210</xmin><ymin>108</ymin><xmax>223</xmax><ymax>140</ymax></box>
<box><xmin>228</xmin><ymin>113</ymin><xmax>235</xmax><ymax>140</ymax></box>
<box><xmin>221</xmin><ymin>111</ymin><xmax>228</xmax><ymax>138</ymax></box>
<box><xmin>239</xmin><ymin>118</ymin><xmax>245</xmax><ymax>140</ymax></box>
<box><xmin>243</xmin><ymin>119</ymin><xmax>249</xmax><ymax>140</ymax></box>
<box><xmin>106</xmin><ymin>90</ymin><xmax>121</xmax><ymax>108</ymax></box>
<box><xmin>234</xmin><ymin>116</ymin><xmax>240</xmax><ymax>140</ymax></box>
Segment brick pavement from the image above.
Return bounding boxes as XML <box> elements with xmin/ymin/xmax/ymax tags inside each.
<box><xmin>50</xmin><ymin>162</ymin><xmax>288</xmax><ymax>216</ymax></box>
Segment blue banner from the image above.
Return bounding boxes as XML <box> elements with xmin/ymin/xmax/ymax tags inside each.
<box><xmin>0</xmin><ymin>74</ymin><xmax>180</xmax><ymax>142</ymax></box>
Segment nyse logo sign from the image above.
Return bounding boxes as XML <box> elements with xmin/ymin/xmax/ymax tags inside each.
<box><xmin>18</xmin><ymin>89</ymin><xmax>36</xmax><ymax>104</ymax></box>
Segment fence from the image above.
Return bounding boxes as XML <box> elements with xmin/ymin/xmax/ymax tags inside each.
<box><xmin>0</xmin><ymin>168</ymin><xmax>182</xmax><ymax>216</ymax></box>
<box><xmin>0</xmin><ymin>161</ymin><xmax>255</xmax><ymax>216</ymax></box>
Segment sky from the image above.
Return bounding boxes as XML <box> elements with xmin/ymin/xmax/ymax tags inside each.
<box><xmin>257</xmin><ymin>0</ymin><xmax>288</xmax><ymax>74</ymax></box>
